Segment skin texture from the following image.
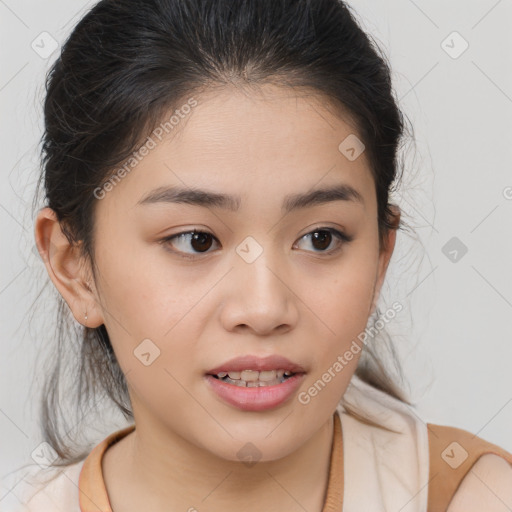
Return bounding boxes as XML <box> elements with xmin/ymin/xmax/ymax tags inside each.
<box><xmin>35</xmin><ymin>84</ymin><xmax>399</xmax><ymax>512</ymax></box>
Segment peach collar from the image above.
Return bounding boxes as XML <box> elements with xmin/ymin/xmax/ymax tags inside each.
<box><xmin>78</xmin><ymin>412</ymin><xmax>343</xmax><ymax>511</ymax></box>
<box><xmin>78</xmin><ymin>424</ymin><xmax>135</xmax><ymax>512</ymax></box>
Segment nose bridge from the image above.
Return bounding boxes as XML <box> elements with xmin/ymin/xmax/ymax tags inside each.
<box><xmin>235</xmin><ymin>234</ymin><xmax>285</xmax><ymax>300</ymax></box>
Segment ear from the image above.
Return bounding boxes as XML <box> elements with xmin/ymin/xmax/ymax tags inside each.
<box><xmin>34</xmin><ymin>207</ymin><xmax>104</xmax><ymax>328</ymax></box>
<box><xmin>369</xmin><ymin>204</ymin><xmax>400</xmax><ymax>317</ymax></box>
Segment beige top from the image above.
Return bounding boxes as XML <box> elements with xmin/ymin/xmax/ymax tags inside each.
<box><xmin>3</xmin><ymin>375</ymin><xmax>512</xmax><ymax>511</ymax></box>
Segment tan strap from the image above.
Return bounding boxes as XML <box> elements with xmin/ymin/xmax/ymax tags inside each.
<box><xmin>321</xmin><ymin>411</ymin><xmax>344</xmax><ymax>512</ymax></box>
<box><xmin>427</xmin><ymin>422</ymin><xmax>512</xmax><ymax>511</ymax></box>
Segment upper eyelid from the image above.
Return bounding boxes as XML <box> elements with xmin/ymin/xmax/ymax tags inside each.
<box><xmin>163</xmin><ymin>226</ymin><xmax>345</xmax><ymax>241</ymax></box>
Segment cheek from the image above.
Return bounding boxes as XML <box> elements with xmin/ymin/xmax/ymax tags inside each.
<box><xmin>99</xmin><ymin>288</ymin><xmax>200</xmax><ymax>419</ymax></box>
<box><xmin>299</xmin><ymin>248</ymin><xmax>377</xmax><ymax>380</ymax></box>
<box><xmin>307</xmin><ymin>257</ymin><xmax>376</xmax><ymax>335</ymax></box>
<box><xmin>92</xmin><ymin>247</ymin><xmax>210</xmax><ymax>394</ymax></box>
<box><xmin>95</xmin><ymin>235</ymin><xmax>207</xmax><ymax>335</ymax></box>
<box><xmin>296</xmin><ymin>270</ymin><xmax>376</xmax><ymax>412</ymax></box>
<box><xmin>100</xmin><ymin>282</ymin><xmax>202</xmax><ymax>377</ymax></box>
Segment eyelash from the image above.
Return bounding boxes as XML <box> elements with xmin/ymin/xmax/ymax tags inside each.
<box><xmin>159</xmin><ymin>227</ymin><xmax>353</xmax><ymax>260</ymax></box>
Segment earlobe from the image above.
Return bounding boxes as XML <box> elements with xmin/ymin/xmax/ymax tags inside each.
<box><xmin>34</xmin><ymin>207</ymin><xmax>103</xmax><ymax>328</ymax></box>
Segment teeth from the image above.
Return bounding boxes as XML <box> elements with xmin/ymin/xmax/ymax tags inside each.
<box><xmin>220</xmin><ymin>369</ymin><xmax>293</xmax><ymax>380</ymax></box>
<box><xmin>224</xmin><ymin>376</ymin><xmax>283</xmax><ymax>387</ymax></box>
<box><xmin>214</xmin><ymin>368</ymin><xmax>297</xmax><ymax>387</ymax></box>
<box><xmin>259</xmin><ymin>370</ymin><xmax>278</xmax><ymax>382</ymax></box>
<box><xmin>241</xmin><ymin>370</ymin><xmax>259</xmax><ymax>382</ymax></box>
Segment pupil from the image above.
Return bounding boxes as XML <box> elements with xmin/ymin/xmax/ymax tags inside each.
<box><xmin>191</xmin><ymin>232</ymin><xmax>213</xmax><ymax>252</ymax></box>
<box><xmin>312</xmin><ymin>231</ymin><xmax>331</xmax><ymax>250</ymax></box>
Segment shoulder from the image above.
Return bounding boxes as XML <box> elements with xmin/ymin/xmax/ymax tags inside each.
<box><xmin>447</xmin><ymin>453</ymin><xmax>512</xmax><ymax>512</ymax></box>
<box><xmin>427</xmin><ymin>422</ymin><xmax>512</xmax><ymax>511</ymax></box>
<box><xmin>0</xmin><ymin>461</ymin><xmax>84</xmax><ymax>512</ymax></box>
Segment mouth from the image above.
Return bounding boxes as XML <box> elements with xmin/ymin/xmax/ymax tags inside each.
<box><xmin>207</xmin><ymin>369</ymin><xmax>301</xmax><ymax>387</ymax></box>
<box><xmin>204</xmin><ymin>354</ymin><xmax>307</xmax><ymax>410</ymax></box>
<box><xmin>204</xmin><ymin>371</ymin><xmax>307</xmax><ymax>412</ymax></box>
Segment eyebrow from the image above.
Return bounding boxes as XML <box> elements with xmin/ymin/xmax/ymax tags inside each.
<box><xmin>137</xmin><ymin>183</ymin><xmax>365</xmax><ymax>213</ymax></box>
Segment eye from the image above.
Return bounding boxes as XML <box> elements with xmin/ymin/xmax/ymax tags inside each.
<box><xmin>160</xmin><ymin>226</ymin><xmax>352</xmax><ymax>260</ymax></box>
<box><xmin>294</xmin><ymin>227</ymin><xmax>352</xmax><ymax>254</ymax></box>
<box><xmin>160</xmin><ymin>230</ymin><xmax>220</xmax><ymax>259</ymax></box>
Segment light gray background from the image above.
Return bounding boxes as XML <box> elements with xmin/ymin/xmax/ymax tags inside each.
<box><xmin>1</xmin><ymin>0</ymin><xmax>512</xmax><ymax>490</ymax></box>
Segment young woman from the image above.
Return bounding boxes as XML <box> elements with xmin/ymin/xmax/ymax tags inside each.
<box><xmin>5</xmin><ymin>0</ymin><xmax>512</xmax><ymax>510</ymax></box>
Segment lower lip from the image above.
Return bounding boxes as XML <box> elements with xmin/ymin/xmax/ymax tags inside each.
<box><xmin>204</xmin><ymin>373</ymin><xmax>306</xmax><ymax>411</ymax></box>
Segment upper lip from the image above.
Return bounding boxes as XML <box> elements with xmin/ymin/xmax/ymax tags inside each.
<box><xmin>206</xmin><ymin>354</ymin><xmax>306</xmax><ymax>375</ymax></box>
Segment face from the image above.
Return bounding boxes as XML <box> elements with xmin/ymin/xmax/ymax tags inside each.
<box><xmin>36</xmin><ymin>83</ymin><xmax>397</xmax><ymax>463</ymax></box>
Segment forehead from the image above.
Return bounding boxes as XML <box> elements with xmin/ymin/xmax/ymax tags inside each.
<box><xmin>97</xmin><ymin>83</ymin><xmax>375</xmax><ymax>214</ymax></box>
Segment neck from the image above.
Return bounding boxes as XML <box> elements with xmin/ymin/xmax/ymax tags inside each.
<box><xmin>103</xmin><ymin>413</ymin><xmax>335</xmax><ymax>512</ymax></box>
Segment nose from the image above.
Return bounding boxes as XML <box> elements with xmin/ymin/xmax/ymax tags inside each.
<box><xmin>219</xmin><ymin>244</ymin><xmax>300</xmax><ymax>336</ymax></box>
